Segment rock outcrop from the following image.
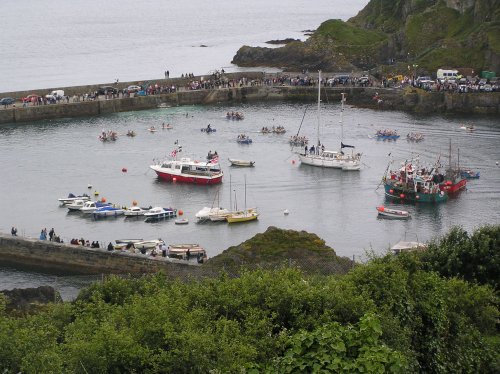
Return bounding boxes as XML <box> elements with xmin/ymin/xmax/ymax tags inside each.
<box><xmin>232</xmin><ymin>0</ymin><xmax>500</xmax><ymax>75</ymax></box>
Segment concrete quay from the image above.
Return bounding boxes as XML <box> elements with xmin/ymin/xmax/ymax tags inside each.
<box><xmin>0</xmin><ymin>234</ymin><xmax>204</xmax><ymax>276</ymax></box>
<box><xmin>0</xmin><ymin>75</ymin><xmax>499</xmax><ymax>125</ymax></box>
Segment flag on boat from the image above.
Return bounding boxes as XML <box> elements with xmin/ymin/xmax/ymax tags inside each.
<box><xmin>341</xmin><ymin>142</ymin><xmax>355</xmax><ymax>149</ymax></box>
<box><xmin>171</xmin><ymin>149</ymin><xmax>177</xmax><ymax>157</ymax></box>
<box><xmin>209</xmin><ymin>156</ymin><xmax>219</xmax><ymax>164</ymax></box>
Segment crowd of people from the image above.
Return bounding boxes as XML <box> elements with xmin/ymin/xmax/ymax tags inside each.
<box><xmin>289</xmin><ymin>135</ymin><xmax>309</xmax><ymax>146</ymax></box>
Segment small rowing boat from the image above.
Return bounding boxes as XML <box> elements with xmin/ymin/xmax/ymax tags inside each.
<box><xmin>228</xmin><ymin>158</ymin><xmax>255</xmax><ymax>167</ymax></box>
<box><xmin>175</xmin><ymin>218</ymin><xmax>189</xmax><ymax>225</ymax></box>
<box><xmin>376</xmin><ymin>206</ymin><xmax>411</xmax><ymax>219</ymax></box>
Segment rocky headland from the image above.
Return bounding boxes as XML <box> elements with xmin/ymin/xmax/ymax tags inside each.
<box><xmin>232</xmin><ymin>0</ymin><xmax>500</xmax><ymax>76</ymax></box>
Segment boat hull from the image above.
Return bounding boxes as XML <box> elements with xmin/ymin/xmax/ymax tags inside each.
<box><xmin>376</xmin><ymin>207</ymin><xmax>410</xmax><ymax>219</ymax></box>
<box><xmin>298</xmin><ymin>153</ymin><xmax>344</xmax><ymax>168</ymax></box>
<box><xmin>384</xmin><ymin>183</ymin><xmax>448</xmax><ymax>203</ymax></box>
<box><xmin>152</xmin><ymin>168</ymin><xmax>223</xmax><ymax>185</ymax></box>
<box><xmin>226</xmin><ymin>211</ymin><xmax>259</xmax><ymax>223</ymax></box>
<box><xmin>439</xmin><ymin>178</ymin><xmax>467</xmax><ymax>194</ymax></box>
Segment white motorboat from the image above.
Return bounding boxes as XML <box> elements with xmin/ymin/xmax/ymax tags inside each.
<box><xmin>66</xmin><ymin>199</ymin><xmax>87</xmax><ymax>211</ymax></box>
<box><xmin>58</xmin><ymin>193</ymin><xmax>91</xmax><ymax>205</ymax></box>
<box><xmin>80</xmin><ymin>201</ymin><xmax>111</xmax><ymax>214</ymax></box>
<box><xmin>228</xmin><ymin>158</ymin><xmax>255</xmax><ymax>167</ymax></box>
<box><xmin>175</xmin><ymin>218</ymin><xmax>189</xmax><ymax>225</ymax></box>
<box><xmin>298</xmin><ymin>71</ymin><xmax>361</xmax><ymax>171</ymax></box>
<box><xmin>124</xmin><ymin>206</ymin><xmax>151</xmax><ymax>216</ymax></box>
<box><xmin>144</xmin><ymin>206</ymin><xmax>177</xmax><ymax>220</ymax></box>
<box><xmin>376</xmin><ymin>206</ymin><xmax>411</xmax><ymax>219</ymax></box>
<box><xmin>92</xmin><ymin>206</ymin><xmax>124</xmax><ymax>218</ymax></box>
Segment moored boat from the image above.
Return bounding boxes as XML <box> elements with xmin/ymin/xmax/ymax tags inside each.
<box><xmin>168</xmin><ymin>244</ymin><xmax>206</xmax><ymax>260</ymax></box>
<box><xmin>144</xmin><ymin>206</ymin><xmax>177</xmax><ymax>220</ymax></box>
<box><xmin>383</xmin><ymin>158</ymin><xmax>448</xmax><ymax>203</ymax></box>
<box><xmin>150</xmin><ymin>152</ymin><xmax>223</xmax><ymax>185</ymax></box>
<box><xmin>376</xmin><ymin>206</ymin><xmax>411</xmax><ymax>219</ymax></box>
<box><xmin>124</xmin><ymin>206</ymin><xmax>151</xmax><ymax>216</ymax></box>
<box><xmin>174</xmin><ymin>218</ymin><xmax>189</xmax><ymax>225</ymax></box>
<box><xmin>298</xmin><ymin>74</ymin><xmax>361</xmax><ymax>171</ymax></box>
<box><xmin>92</xmin><ymin>206</ymin><xmax>124</xmax><ymax>217</ymax></box>
<box><xmin>226</xmin><ymin>208</ymin><xmax>259</xmax><ymax>223</ymax></box>
<box><xmin>66</xmin><ymin>199</ymin><xmax>87</xmax><ymax>211</ymax></box>
<box><xmin>228</xmin><ymin>158</ymin><xmax>255</xmax><ymax>167</ymax></box>
<box><xmin>80</xmin><ymin>201</ymin><xmax>112</xmax><ymax>214</ymax></box>
<box><xmin>195</xmin><ymin>206</ymin><xmax>229</xmax><ymax>222</ymax></box>
<box><xmin>58</xmin><ymin>193</ymin><xmax>91</xmax><ymax>205</ymax></box>
<box><xmin>460</xmin><ymin>169</ymin><xmax>480</xmax><ymax>179</ymax></box>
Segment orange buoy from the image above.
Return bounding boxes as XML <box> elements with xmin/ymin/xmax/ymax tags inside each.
<box><xmin>132</xmin><ymin>200</ymin><xmax>138</xmax><ymax>206</ymax></box>
<box><xmin>377</xmin><ymin>206</ymin><xmax>385</xmax><ymax>212</ymax></box>
<box><xmin>178</xmin><ymin>210</ymin><xmax>183</xmax><ymax>215</ymax></box>
<box><xmin>122</xmin><ymin>168</ymin><xmax>127</xmax><ymax>173</ymax></box>
<box><xmin>101</xmin><ymin>197</ymin><xmax>107</xmax><ymax>203</ymax></box>
<box><xmin>400</xmin><ymin>194</ymin><xmax>405</xmax><ymax>199</ymax></box>
<box><xmin>416</xmin><ymin>195</ymin><xmax>420</xmax><ymax>199</ymax></box>
<box><xmin>389</xmin><ymin>189</ymin><xmax>394</xmax><ymax>194</ymax></box>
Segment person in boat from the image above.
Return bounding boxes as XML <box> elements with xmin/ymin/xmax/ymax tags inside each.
<box><xmin>11</xmin><ymin>226</ymin><xmax>17</xmax><ymax>236</ymax></box>
<box><xmin>310</xmin><ymin>145</ymin><xmax>315</xmax><ymax>154</ymax></box>
<box><xmin>107</xmin><ymin>242</ymin><xmax>114</xmax><ymax>251</ymax></box>
<box><xmin>207</xmin><ymin>150</ymin><xmax>212</xmax><ymax>159</ymax></box>
<box><xmin>162</xmin><ymin>123</ymin><xmax>165</xmax><ymax>129</ymax></box>
<box><xmin>207</xmin><ymin>123</ymin><xmax>211</xmax><ymax>131</ymax></box>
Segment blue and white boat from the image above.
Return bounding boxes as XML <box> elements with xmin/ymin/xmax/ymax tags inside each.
<box><xmin>375</xmin><ymin>130</ymin><xmax>400</xmax><ymax>140</ymax></box>
<box><xmin>460</xmin><ymin>169</ymin><xmax>480</xmax><ymax>179</ymax></box>
<box><xmin>144</xmin><ymin>206</ymin><xmax>177</xmax><ymax>221</ymax></box>
<box><xmin>80</xmin><ymin>201</ymin><xmax>112</xmax><ymax>214</ymax></box>
<box><xmin>236</xmin><ymin>134</ymin><xmax>252</xmax><ymax>144</ymax></box>
<box><xmin>92</xmin><ymin>206</ymin><xmax>124</xmax><ymax>218</ymax></box>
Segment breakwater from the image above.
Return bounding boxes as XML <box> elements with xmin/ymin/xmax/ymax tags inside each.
<box><xmin>0</xmin><ymin>75</ymin><xmax>499</xmax><ymax>125</ymax></box>
<box><xmin>0</xmin><ymin>234</ymin><xmax>203</xmax><ymax>276</ymax></box>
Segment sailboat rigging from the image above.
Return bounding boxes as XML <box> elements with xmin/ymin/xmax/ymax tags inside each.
<box><xmin>298</xmin><ymin>70</ymin><xmax>362</xmax><ymax>171</ymax></box>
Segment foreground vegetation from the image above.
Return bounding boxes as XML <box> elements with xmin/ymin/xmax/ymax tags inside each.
<box><xmin>0</xmin><ymin>225</ymin><xmax>498</xmax><ymax>373</ymax></box>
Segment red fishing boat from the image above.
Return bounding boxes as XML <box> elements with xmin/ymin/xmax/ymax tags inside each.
<box><xmin>439</xmin><ymin>141</ymin><xmax>467</xmax><ymax>194</ymax></box>
<box><xmin>150</xmin><ymin>151</ymin><xmax>223</xmax><ymax>185</ymax></box>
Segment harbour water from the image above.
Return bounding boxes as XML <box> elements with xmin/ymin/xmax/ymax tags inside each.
<box><xmin>1</xmin><ymin>102</ymin><xmax>499</xmax><ymax>257</ymax></box>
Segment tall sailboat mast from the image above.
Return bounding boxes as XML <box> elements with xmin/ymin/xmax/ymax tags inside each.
<box><xmin>340</xmin><ymin>92</ymin><xmax>345</xmax><ymax>143</ymax></box>
<box><xmin>317</xmin><ymin>70</ymin><xmax>321</xmax><ymax>145</ymax></box>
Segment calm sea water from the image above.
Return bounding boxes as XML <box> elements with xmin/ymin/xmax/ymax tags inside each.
<box><xmin>0</xmin><ymin>0</ymin><xmax>369</xmax><ymax>92</ymax></box>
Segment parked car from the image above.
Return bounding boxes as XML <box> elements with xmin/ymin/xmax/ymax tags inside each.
<box><xmin>97</xmin><ymin>86</ymin><xmax>118</xmax><ymax>95</ymax></box>
<box><xmin>0</xmin><ymin>97</ymin><xmax>16</xmax><ymax>106</ymax></box>
<box><xmin>45</xmin><ymin>90</ymin><xmax>65</xmax><ymax>100</ymax></box>
<box><xmin>22</xmin><ymin>94</ymin><xmax>40</xmax><ymax>103</ymax></box>
<box><xmin>127</xmin><ymin>85</ymin><xmax>142</xmax><ymax>93</ymax></box>
<box><xmin>481</xmin><ymin>84</ymin><xmax>493</xmax><ymax>92</ymax></box>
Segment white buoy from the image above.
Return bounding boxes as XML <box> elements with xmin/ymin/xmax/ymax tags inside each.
<box><xmin>284</xmin><ymin>209</ymin><xmax>290</xmax><ymax>215</ymax></box>
<box><xmin>87</xmin><ymin>184</ymin><xmax>92</xmax><ymax>189</ymax></box>
<box><xmin>496</xmin><ymin>161</ymin><xmax>499</xmax><ymax>166</ymax></box>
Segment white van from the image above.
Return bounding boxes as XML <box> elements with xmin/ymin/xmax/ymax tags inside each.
<box><xmin>437</xmin><ymin>69</ymin><xmax>459</xmax><ymax>83</ymax></box>
<box><xmin>45</xmin><ymin>90</ymin><xmax>65</xmax><ymax>100</ymax></box>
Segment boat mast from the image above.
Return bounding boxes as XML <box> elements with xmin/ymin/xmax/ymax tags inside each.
<box><xmin>340</xmin><ymin>92</ymin><xmax>345</xmax><ymax>143</ymax></box>
<box><xmin>244</xmin><ymin>175</ymin><xmax>247</xmax><ymax>212</ymax></box>
<box><xmin>317</xmin><ymin>70</ymin><xmax>321</xmax><ymax>145</ymax></box>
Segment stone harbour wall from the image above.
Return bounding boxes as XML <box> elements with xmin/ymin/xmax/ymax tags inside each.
<box><xmin>0</xmin><ymin>84</ymin><xmax>498</xmax><ymax>125</ymax></box>
<box><xmin>0</xmin><ymin>234</ymin><xmax>201</xmax><ymax>276</ymax></box>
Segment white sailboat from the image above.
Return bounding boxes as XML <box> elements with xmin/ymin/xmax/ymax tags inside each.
<box><xmin>298</xmin><ymin>71</ymin><xmax>362</xmax><ymax>171</ymax></box>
